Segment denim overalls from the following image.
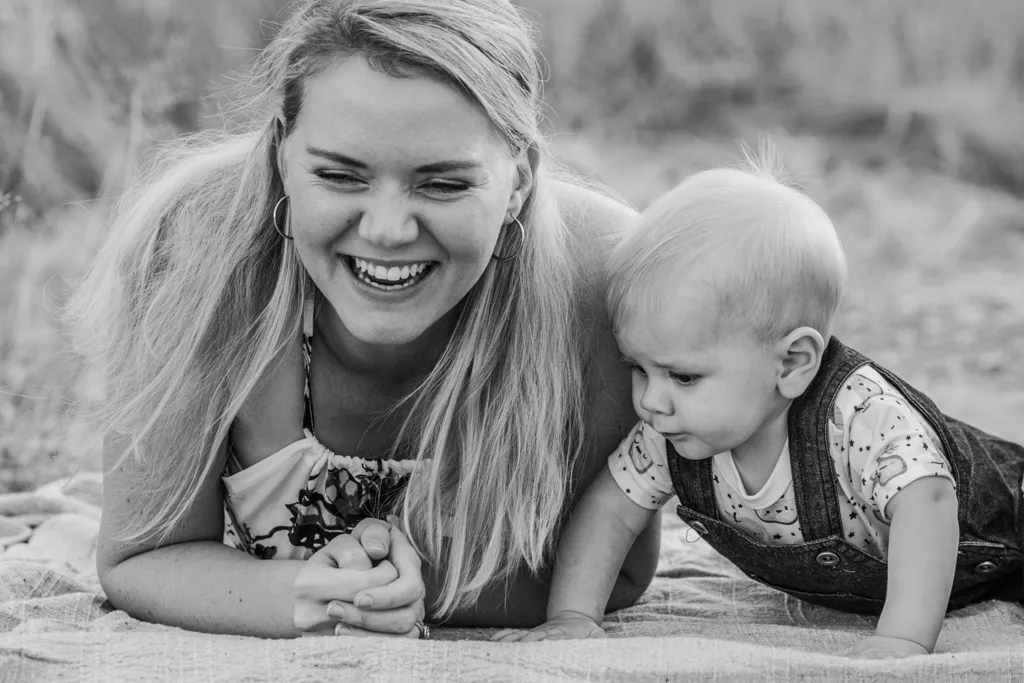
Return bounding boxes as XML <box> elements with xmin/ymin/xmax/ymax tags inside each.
<box><xmin>669</xmin><ymin>337</ymin><xmax>1024</xmax><ymax>613</ymax></box>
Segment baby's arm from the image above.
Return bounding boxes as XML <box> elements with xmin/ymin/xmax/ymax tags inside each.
<box><xmin>851</xmin><ymin>475</ymin><xmax>958</xmax><ymax>657</ymax></box>
<box><xmin>837</xmin><ymin>375</ymin><xmax>960</xmax><ymax>658</ymax></box>
<box><xmin>493</xmin><ymin>466</ymin><xmax>657</xmax><ymax>641</ymax></box>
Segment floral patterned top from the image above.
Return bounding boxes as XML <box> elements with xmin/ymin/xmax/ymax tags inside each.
<box><xmin>222</xmin><ymin>307</ymin><xmax>423</xmax><ymax>560</ymax></box>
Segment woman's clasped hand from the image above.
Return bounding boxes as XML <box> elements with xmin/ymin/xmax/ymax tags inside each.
<box><xmin>294</xmin><ymin>519</ymin><xmax>427</xmax><ymax>638</ymax></box>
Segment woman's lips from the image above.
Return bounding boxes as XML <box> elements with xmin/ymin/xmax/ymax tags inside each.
<box><xmin>343</xmin><ymin>255</ymin><xmax>439</xmax><ymax>292</ymax></box>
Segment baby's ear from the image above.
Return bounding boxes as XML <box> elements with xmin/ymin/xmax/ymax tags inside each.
<box><xmin>776</xmin><ymin>327</ymin><xmax>825</xmax><ymax>399</ymax></box>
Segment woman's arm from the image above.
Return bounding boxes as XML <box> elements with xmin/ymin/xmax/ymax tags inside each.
<box><xmin>97</xmin><ymin>430</ymin><xmax>308</xmax><ymax>637</ymax></box>
<box><xmin>99</xmin><ymin>441</ymin><xmax>400</xmax><ymax>638</ymax></box>
<box><xmin>97</xmin><ymin>336</ymin><xmax>400</xmax><ymax>637</ymax></box>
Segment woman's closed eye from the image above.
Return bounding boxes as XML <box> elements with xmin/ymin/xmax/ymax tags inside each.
<box><xmin>313</xmin><ymin>171</ymin><xmax>471</xmax><ymax>198</ymax></box>
<box><xmin>418</xmin><ymin>179</ymin><xmax>473</xmax><ymax>198</ymax></box>
<box><xmin>314</xmin><ymin>170</ymin><xmax>367</xmax><ymax>189</ymax></box>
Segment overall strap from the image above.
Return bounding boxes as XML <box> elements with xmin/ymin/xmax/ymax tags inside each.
<box><xmin>667</xmin><ymin>441</ymin><xmax>719</xmax><ymax>516</ymax></box>
<box><xmin>787</xmin><ymin>336</ymin><xmax>870</xmax><ymax>539</ymax></box>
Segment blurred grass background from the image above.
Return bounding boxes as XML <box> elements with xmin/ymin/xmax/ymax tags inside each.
<box><xmin>1</xmin><ymin>0</ymin><xmax>1022</xmax><ymax>492</ymax></box>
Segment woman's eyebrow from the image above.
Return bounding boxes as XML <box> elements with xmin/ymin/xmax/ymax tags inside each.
<box><xmin>414</xmin><ymin>160</ymin><xmax>481</xmax><ymax>173</ymax></box>
<box><xmin>306</xmin><ymin>146</ymin><xmax>481</xmax><ymax>174</ymax></box>
<box><xmin>306</xmin><ymin>146</ymin><xmax>367</xmax><ymax>168</ymax></box>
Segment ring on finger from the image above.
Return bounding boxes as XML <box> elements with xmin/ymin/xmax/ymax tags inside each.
<box><xmin>414</xmin><ymin>621</ymin><xmax>431</xmax><ymax>640</ymax></box>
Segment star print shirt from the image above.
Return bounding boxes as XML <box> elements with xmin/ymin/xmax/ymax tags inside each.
<box><xmin>608</xmin><ymin>366</ymin><xmax>955</xmax><ymax>559</ymax></box>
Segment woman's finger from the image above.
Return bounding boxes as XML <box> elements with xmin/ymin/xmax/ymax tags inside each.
<box><xmin>300</xmin><ymin>620</ymin><xmax>409</xmax><ymax>638</ymax></box>
<box><xmin>333</xmin><ymin>621</ymin><xmax>421</xmax><ymax>639</ymax></box>
<box><xmin>328</xmin><ymin>598</ymin><xmax>425</xmax><ymax>635</ymax></box>
<box><xmin>350</xmin><ymin>518</ymin><xmax>392</xmax><ymax>561</ymax></box>
<box><xmin>352</xmin><ymin>527</ymin><xmax>424</xmax><ymax>610</ymax></box>
<box><xmin>294</xmin><ymin>561</ymin><xmax>398</xmax><ymax>603</ymax></box>
<box><xmin>300</xmin><ymin>619</ymin><xmax>371</xmax><ymax>637</ymax></box>
<box><xmin>308</xmin><ymin>534</ymin><xmax>373</xmax><ymax>570</ymax></box>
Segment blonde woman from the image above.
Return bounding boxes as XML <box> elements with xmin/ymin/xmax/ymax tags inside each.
<box><xmin>72</xmin><ymin>0</ymin><xmax>659</xmax><ymax>639</ymax></box>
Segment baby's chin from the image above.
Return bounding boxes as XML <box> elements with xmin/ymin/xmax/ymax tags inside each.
<box><xmin>667</xmin><ymin>435</ymin><xmax>719</xmax><ymax>460</ymax></box>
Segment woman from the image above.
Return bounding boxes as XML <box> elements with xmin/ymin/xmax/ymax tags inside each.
<box><xmin>73</xmin><ymin>0</ymin><xmax>659</xmax><ymax>638</ymax></box>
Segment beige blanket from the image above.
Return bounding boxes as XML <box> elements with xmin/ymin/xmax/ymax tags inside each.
<box><xmin>1</xmin><ymin>475</ymin><xmax>1022</xmax><ymax>682</ymax></box>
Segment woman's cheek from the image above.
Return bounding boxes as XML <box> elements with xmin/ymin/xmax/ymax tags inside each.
<box><xmin>433</xmin><ymin>208</ymin><xmax>502</xmax><ymax>259</ymax></box>
<box><xmin>294</xmin><ymin>200</ymin><xmax>357</xmax><ymax>246</ymax></box>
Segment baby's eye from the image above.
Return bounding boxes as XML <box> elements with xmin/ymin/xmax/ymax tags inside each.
<box><xmin>628</xmin><ymin>363</ymin><xmax>647</xmax><ymax>376</ymax></box>
<box><xmin>670</xmin><ymin>373</ymin><xmax>700</xmax><ymax>386</ymax></box>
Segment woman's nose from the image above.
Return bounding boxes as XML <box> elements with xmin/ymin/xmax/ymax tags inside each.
<box><xmin>357</xmin><ymin>195</ymin><xmax>419</xmax><ymax>249</ymax></box>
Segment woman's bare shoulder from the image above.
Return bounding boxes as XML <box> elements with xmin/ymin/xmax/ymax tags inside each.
<box><xmin>230</xmin><ymin>331</ymin><xmax>307</xmax><ymax>468</ymax></box>
<box><xmin>551</xmin><ymin>180</ymin><xmax>639</xmax><ymax>483</ymax></box>
<box><xmin>552</xmin><ymin>178</ymin><xmax>638</xmax><ymax>303</ymax></box>
<box><xmin>553</xmin><ymin>179</ymin><xmax>639</xmax><ymax>249</ymax></box>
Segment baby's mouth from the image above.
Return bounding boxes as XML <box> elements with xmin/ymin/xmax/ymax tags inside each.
<box><xmin>343</xmin><ymin>256</ymin><xmax>438</xmax><ymax>291</ymax></box>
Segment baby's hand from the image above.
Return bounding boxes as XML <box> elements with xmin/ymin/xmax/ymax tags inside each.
<box><xmin>848</xmin><ymin>635</ymin><xmax>930</xmax><ymax>659</ymax></box>
<box><xmin>491</xmin><ymin>612</ymin><xmax>606</xmax><ymax>643</ymax></box>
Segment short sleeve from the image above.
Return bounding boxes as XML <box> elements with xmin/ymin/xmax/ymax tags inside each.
<box><xmin>841</xmin><ymin>388</ymin><xmax>955</xmax><ymax>521</ymax></box>
<box><xmin>607</xmin><ymin>421</ymin><xmax>675</xmax><ymax>510</ymax></box>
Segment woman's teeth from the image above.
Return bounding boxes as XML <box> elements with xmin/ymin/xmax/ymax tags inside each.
<box><xmin>351</xmin><ymin>257</ymin><xmax>434</xmax><ymax>290</ymax></box>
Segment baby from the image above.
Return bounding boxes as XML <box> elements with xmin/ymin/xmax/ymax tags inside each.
<box><xmin>496</xmin><ymin>154</ymin><xmax>1024</xmax><ymax>658</ymax></box>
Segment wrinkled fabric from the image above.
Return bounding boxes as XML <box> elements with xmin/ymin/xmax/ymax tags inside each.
<box><xmin>1</xmin><ymin>476</ymin><xmax>1023</xmax><ymax>682</ymax></box>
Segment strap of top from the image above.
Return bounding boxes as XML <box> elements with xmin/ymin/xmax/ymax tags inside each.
<box><xmin>302</xmin><ymin>297</ymin><xmax>315</xmax><ymax>432</ymax></box>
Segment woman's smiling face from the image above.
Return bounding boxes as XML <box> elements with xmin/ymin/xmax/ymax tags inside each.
<box><xmin>279</xmin><ymin>57</ymin><xmax>524</xmax><ymax>346</ymax></box>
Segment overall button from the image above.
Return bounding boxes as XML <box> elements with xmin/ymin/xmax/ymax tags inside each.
<box><xmin>688</xmin><ymin>521</ymin><xmax>709</xmax><ymax>536</ymax></box>
<box><xmin>816</xmin><ymin>551</ymin><xmax>840</xmax><ymax>567</ymax></box>
<box><xmin>974</xmin><ymin>561</ymin><xmax>999</xmax><ymax>574</ymax></box>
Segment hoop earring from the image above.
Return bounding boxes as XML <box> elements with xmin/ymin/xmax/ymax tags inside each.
<box><xmin>272</xmin><ymin>195</ymin><xmax>293</xmax><ymax>240</ymax></box>
<box><xmin>492</xmin><ymin>214</ymin><xmax>525</xmax><ymax>262</ymax></box>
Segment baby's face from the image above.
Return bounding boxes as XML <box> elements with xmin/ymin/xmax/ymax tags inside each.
<box><xmin>616</xmin><ymin>293</ymin><xmax>784</xmax><ymax>461</ymax></box>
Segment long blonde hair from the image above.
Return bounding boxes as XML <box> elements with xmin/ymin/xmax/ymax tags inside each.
<box><xmin>71</xmin><ymin>0</ymin><xmax>586</xmax><ymax>618</ymax></box>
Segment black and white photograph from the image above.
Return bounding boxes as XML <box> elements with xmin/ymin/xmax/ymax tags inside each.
<box><xmin>1</xmin><ymin>1</ymin><xmax>1022</xmax><ymax>680</ymax></box>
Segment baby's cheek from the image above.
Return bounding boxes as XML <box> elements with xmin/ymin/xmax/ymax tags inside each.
<box><xmin>630</xmin><ymin>382</ymin><xmax>646</xmax><ymax>416</ymax></box>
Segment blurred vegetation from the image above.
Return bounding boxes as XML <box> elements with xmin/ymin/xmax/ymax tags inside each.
<box><xmin>1</xmin><ymin>0</ymin><xmax>1023</xmax><ymax>491</ymax></box>
<box><xmin>521</xmin><ymin>0</ymin><xmax>1024</xmax><ymax>196</ymax></box>
<box><xmin>0</xmin><ymin>0</ymin><xmax>283</xmax><ymax>489</ymax></box>
<box><xmin>0</xmin><ymin>0</ymin><xmax>282</xmax><ymax>220</ymax></box>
